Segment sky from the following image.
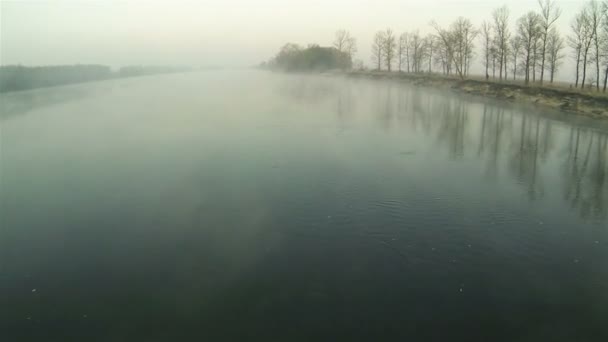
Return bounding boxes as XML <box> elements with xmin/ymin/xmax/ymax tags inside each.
<box><xmin>0</xmin><ymin>0</ymin><xmax>587</xmax><ymax>78</ymax></box>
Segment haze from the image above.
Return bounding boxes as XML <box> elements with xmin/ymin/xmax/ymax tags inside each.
<box><xmin>1</xmin><ymin>0</ymin><xmax>582</xmax><ymax>70</ymax></box>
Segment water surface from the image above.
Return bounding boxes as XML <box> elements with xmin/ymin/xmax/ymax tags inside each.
<box><xmin>1</xmin><ymin>71</ymin><xmax>607</xmax><ymax>341</ymax></box>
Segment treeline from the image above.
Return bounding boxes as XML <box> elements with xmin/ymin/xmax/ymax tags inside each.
<box><xmin>270</xmin><ymin>1</ymin><xmax>606</xmax><ymax>92</ymax></box>
<box><xmin>366</xmin><ymin>0</ymin><xmax>608</xmax><ymax>91</ymax></box>
<box><xmin>0</xmin><ymin>65</ymin><xmax>112</xmax><ymax>93</ymax></box>
<box><xmin>116</xmin><ymin>65</ymin><xmax>192</xmax><ymax>78</ymax></box>
<box><xmin>264</xmin><ymin>32</ymin><xmax>357</xmax><ymax>72</ymax></box>
<box><xmin>0</xmin><ymin>65</ymin><xmax>193</xmax><ymax>93</ymax></box>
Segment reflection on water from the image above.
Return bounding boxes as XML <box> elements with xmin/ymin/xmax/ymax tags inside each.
<box><xmin>284</xmin><ymin>75</ymin><xmax>608</xmax><ymax>221</ymax></box>
<box><xmin>2</xmin><ymin>71</ymin><xmax>608</xmax><ymax>342</ymax></box>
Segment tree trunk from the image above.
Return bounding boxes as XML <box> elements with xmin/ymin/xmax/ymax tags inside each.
<box><xmin>532</xmin><ymin>47</ymin><xmax>537</xmax><ymax>83</ymax></box>
<box><xmin>499</xmin><ymin>51</ymin><xmax>503</xmax><ymax>80</ymax></box>
<box><xmin>582</xmin><ymin>53</ymin><xmax>589</xmax><ymax>89</ymax></box>
<box><xmin>604</xmin><ymin>67</ymin><xmax>608</xmax><ymax>93</ymax></box>
<box><xmin>540</xmin><ymin>30</ymin><xmax>547</xmax><ymax>85</ymax></box>
<box><xmin>574</xmin><ymin>50</ymin><xmax>580</xmax><ymax>88</ymax></box>
<box><xmin>596</xmin><ymin>42</ymin><xmax>601</xmax><ymax>91</ymax></box>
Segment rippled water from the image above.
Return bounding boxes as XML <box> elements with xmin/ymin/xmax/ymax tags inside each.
<box><xmin>1</xmin><ymin>70</ymin><xmax>607</xmax><ymax>341</ymax></box>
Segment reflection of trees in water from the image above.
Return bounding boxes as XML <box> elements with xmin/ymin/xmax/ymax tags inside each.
<box><xmin>377</xmin><ymin>83</ymin><xmax>395</xmax><ymax>132</ymax></box>
<box><xmin>364</xmin><ymin>82</ymin><xmax>607</xmax><ymax>220</ymax></box>
<box><xmin>283</xmin><ymin>78</ymin><xmax>608</xmax><ymax>221</ymax></box>
<box><xmin>508</xmin><ymin>115</ymin><xmax>547</xmax><ymax>200</ymax></box>
<box><xmin>336</xmin><ymin>85</ymin><xmax>355</xmax><ymax>127</ymax></box>
<box><xmin>478</xmin><ymin>105</ymin><xmax>508</xmax><ymax>179</ymax></box>
<box><xmin>436</xmin><ymin>98</ymin><xmax>468</xmax><ymax>159</ymax></box>
<box><xmin>277</xmin><ymin>76</ymin><xmax>340</xmax><ymax>104</ymax></box>
<box><xmin>563</xmin><ymin>129</ymin><xmax>608</xmax><ymax>220</ymax></box>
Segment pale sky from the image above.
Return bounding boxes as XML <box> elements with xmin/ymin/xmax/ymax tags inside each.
<box><xmin>0</xmin><ymin>0</ymin><xmax>585</xmax><ymax>78</ymax></box>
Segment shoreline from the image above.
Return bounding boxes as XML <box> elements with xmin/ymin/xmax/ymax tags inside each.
<box><xmin>342</xmin><ymin>71</ymin><xmax>608</xmax><ymax>120</ymax></box>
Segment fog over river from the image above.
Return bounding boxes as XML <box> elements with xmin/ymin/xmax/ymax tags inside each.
<box><xmin>1</xmin><ymin>70</ymin><xmax>607</xmax><ymax>341</ymax></box>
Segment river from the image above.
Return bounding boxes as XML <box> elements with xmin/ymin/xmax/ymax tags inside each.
<box><xmin>1</xmin><ymin>70</ymin><xmax>607</xmax><ymax>341</ymax></box>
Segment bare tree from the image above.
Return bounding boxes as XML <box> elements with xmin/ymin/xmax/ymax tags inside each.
<box><xmin>398</xmin><ymin>33</ymin><xmax>407</xmax><ymax>72</ymax></box>
<box><xmin>532</xmin><ymin>29</ymin><xmax>541</xmax><ymax>82</ymax></box>
<box><xmin>346</xmin><ymin>38</ymin><xmax>358</xmax><ymax>60</ymax></box>
<box><xmin>510</xmin><ymin>37</ymin><xmax>522</xmax><ymax>80</ymax></box>
<box><xmin>577</xmin><ymin>5</ymin><xmax>595</xmax><ymax>89</ymax></box>
<box><xmin>431</xmin><ymin>18</ymin><xmax>476</xmax><ymax>79</ymax></box>
<box><xmin>537</xmin><ymin>0</ymin><xmax>561</xmax><ymax>84</ymax></box>
<box><xmin>602</xmin><ymin>1</ymin><xmax>608</xmax><ymax>91</ymax></box>
<box><xmin>517</xmin><ymin>11</ymin><xmax>542</xmax><ymax>84</ymax></box>
<box><xmin>333</xmin><ymin>30</ymin><xmax>358</xmax><ymax>68</ymax></box>
<box><xmin>426</xmin><ymin>35</ymin><xmax>435</xmax><ymax>73</ymax></box>
<box><xmin>334</xmin><ymin>30</ymin><xmax>349</xmax><ymax>53</ymax></box>
<box><xmin>480</xmin><ymin>21</ymin><xmax>493</xmax><ymax>79</ymax></box>
<box><xmin>453</xmin><ymin>18</ymin><xmax>478</xmax><ymax>77</ymax></box>
<box><xmin>371</xmin><ymin>31</ymin><xmax>386</xmax><ymax>71</ymax></box>
<box><xmin>432</xmin><ymin>22</ymin><xmax>460</xmax><ymax>77</ymax></box>
<box><xmin>404</xmin><ymin>33</ymin><xmax>412</xmax><ymax>72</ymax></box>
<box><xmin>492</xmin><ymin>6</ymin><xmax>511</xmax><ymax>81</ymax></box>
<box><xmin>491</xmin><ymin>46</ymin><xmax>498</xmax><ymax>78</ymax></box>
<box><xmin>382</xmin><ymin>28</ymin><xmax>397</xmax><ymax>72</ymax></box>
<box><xmin>409</xmin><ymin>31</ymin><xmax>425</xmax><ymax>73</ymax></box>
<box><xmin>546</xmin><ymin>27</ymin><xmax>565</xmax><ymax>83</ymax></box>
<box><xmin>586</xmin><ymin>1</ymin><xmax>603</xmax><ymax>91</ymax></box>
<box><xmin>569</xmin><ymin>11</ymin><xmax>586</xmax><ymax>87</ymax></box>
<box><xmin>433</xmin><ymin>36</ymin><xmax>451</xmax><ymax>75</ymax></box>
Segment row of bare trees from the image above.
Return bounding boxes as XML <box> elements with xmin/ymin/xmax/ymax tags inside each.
<box><xmin>569</xmin><ymin>0</ymin><xmax>608</xmax><ymax>90</ymax></box>
<box><xmin>342</xmin><ymin>0</ymin><xmax>608</xmax><ymax>92</ymax></box>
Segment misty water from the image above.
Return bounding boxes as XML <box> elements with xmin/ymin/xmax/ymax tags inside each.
<box><xmin>1</xmin><ymin>70</ymin><xmax>608</xmax><ymax>341</ymax></box>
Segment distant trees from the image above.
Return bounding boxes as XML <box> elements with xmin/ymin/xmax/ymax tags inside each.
<box><xmin>480</xmin><ymin>21</ymin><xmax>493</xmax><ymax>79</ymax></box>
<box><xmin>271</xmin><ymin>43</ymin><xmax>351</xmax><ymax>71</ymax></box>
<box><xmin>587</xmin><ymin>1</ymin><xmax>603</xmax><ymax>91</ymax></box>
<box><xmin>398</xmin><ymin>33</ymin><xmax>408</xmax><ymax>72</ymax></box>
<box><xmin>509</xmin><ymin>37</ymin><xmax>522</xmax><ymax>80</ymax></box>
<box><xmin>382</xmin><ymin>29</ymin><xmax>397</xmax><ymax>72</ymax></box>
<box><xmin>0</xmin><ymin>65</ymin><xmax>112</xmax><ymax>93</ymax></box>
<box><xmin>266</xmin><ymin>0</ymin><xmax>608</xmax><ymax>91</ymax></box>
<box><xmin>333</xmin><ymin>30</ymin><xmax>358</xmax><ymax>62</ymax></box>
<box><xmin>0</xmin><ymin>65</ymin><xmax>192</xmax><ymax>93</ymax></box>
<box><xmin>537</xmin><ymin>0</ymin><xmax>562</xmax><ymax>84</ymax></box>
<box><xmin>408</xmin><ymin>31</ymin><xmax>425</xmax><ymax>73</ymax></box>
<box><xmin>431</xmin><ymin>17</ymin><xmax>477</xmax><ymax>79</ymax></box>
<box><xmin>567</xmin><ymin>1</ymin><xmax>608</xmax><ymax>91</ymax></box>
<box><xmin>426</xmin><ymin>35</ymin><xmax>435</xmax><ymax>73</ymax></box>
<box><xmin>546</xmin><ymin>28</ymin><xmax>565</xmax><ymax>83</ymax></box>
<box><xmin>600</xmin><ymin>1</ymin><xmax>608</xmax><ymax>92</ymax></box>
<box><xmin>569</xmin><ymin>12</ymin><xmax>587</xmax><ymax>88</ymax></box>
<box><xmin>492</xmin><ymin>6</ymin><xmax>511</xmax><ymax>80</ymax></box>
<box><xmin>516</xmin><ymin>12</ymin><xmax>542</xmax><ymax>84</ymax></box>
<box><xmin>117</xmin><ymin>65</ymin><xmax>191</xmax><ymax>78</ymax></box>
<box><xmin>371</xmin><ymin>31</ymin><xmax>385</xmax><ymax>71</ymax></box>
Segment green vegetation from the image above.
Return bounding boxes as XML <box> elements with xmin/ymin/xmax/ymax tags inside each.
<box><xmin>265</xmin><ymin>44</ymin><xmax>352</xmax><ymax>72</ymax></box>
<box><xmin>0</xmin><ymin>65</ymin><xmax>192</xmax><ymax>93</ymax></box>
<box><xmin>0</xmin><ymin>65</ymin><xmax>112</xmax><ymax>93</ymax></box>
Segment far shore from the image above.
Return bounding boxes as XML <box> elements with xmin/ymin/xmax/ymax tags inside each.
<box><xmin>339</xmin><ymin>71</ymin><xmax>608</xmax><ymax>120</ymax></box>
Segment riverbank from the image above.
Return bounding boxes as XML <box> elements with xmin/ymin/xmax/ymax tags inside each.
<box><xmin>0</xmin><ymin>65</ymin><xmax>194</xmax><ymax>93</ymax></box>
<box><xmin>343</xmin><ymin>71</ymin><xmax>608</xmax><ymax>119</ymax></box>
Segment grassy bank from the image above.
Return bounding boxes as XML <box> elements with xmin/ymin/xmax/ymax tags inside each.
<box><xmin>344</xmin><ymin>71</ymin><xmax>608</xmax><ymax>119</ymax></box>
